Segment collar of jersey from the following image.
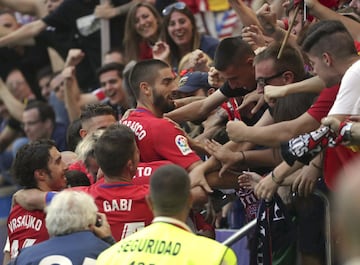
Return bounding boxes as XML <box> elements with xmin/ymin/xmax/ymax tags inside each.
<box><xmin>99</xmin><ymin>181</ymin><xmax>133</xmax><ymax>188</ymax></box>
<box><xmin>135</xmin><ymin>107</ymin><xmax>155</xmax><ymax>116</ymax></box>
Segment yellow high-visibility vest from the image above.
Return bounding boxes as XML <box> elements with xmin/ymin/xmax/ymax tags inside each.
<box><xmin>97</xmin><ymin>221</ymin><xmax>237</xmax><ymax>265</ymax></box>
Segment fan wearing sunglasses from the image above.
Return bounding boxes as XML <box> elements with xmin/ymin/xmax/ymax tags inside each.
<box><xmin>161</xmin><ymin>2</ymin><xmax>219</xmax><ymax>71</ymax></box>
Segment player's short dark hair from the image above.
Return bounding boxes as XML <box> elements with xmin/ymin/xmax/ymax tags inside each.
<box><xmin>12</xmin><ymin>139</ymin><xmax>56</xmax><ymax>188</ymax></box>
<box><xmin>214</xmin><ymin>36</ymin><xmax>255</xmax><ymax>71</ymax></box>
<box><xmin>94</xmin><ymin>124</ymin><xmax>136</xmax><ymax>177</ymax></box>
<box><xmin>299</xmin><ymin>20</ymin><xmax>357</xmax><ymax>59</ymax></box>
<box><xmin>129</xmin><ymin>59</ymin><xmax>169</xmax><ymax>99</ymax></box>
<box><xmin>80</xmin><ymin>104</ymin><xmax>116</xmax><ymax>126</ymax></box>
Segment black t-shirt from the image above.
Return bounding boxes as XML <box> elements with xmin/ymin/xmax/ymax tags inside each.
<box><xmin>41</xmin><ymin>0</ymin><xmax>130</xmax><ymax>91</ymax></box>
<box><xmin>219</xmin><ymin>81</ymin><xmax>252</xmax><ymax>98</ymax></box>
<box><xmin>35</xmin><ymin>28</ymin><xmax>99</xmax><ymax>91</ymax></box>
<box><xmin>35</xmin><ymin>27</ymin><xmax>74</xmax><ymax>59</ymax></box>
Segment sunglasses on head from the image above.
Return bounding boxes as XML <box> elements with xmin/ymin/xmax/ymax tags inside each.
<box><xmin>162</xmin><ymin>2</ymin><xmax>186</xmax><ymax>16</ymax></box>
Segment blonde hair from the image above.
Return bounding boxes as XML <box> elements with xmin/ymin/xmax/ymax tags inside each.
<box><xmin>75</xmin><ymin>129</ymin><xmax>105</xmax><ymax>162</ymax></box>
<box><xmin>177</xmin><ymin>51</ymin><xmax>213</xmax><ymax>75</ymax></box>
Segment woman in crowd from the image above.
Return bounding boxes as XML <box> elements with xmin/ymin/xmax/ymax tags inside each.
<box><xmin>123</xmin><ymin>2</ymin><xmax>163</xmax><ymax>63</ymax></box>
<box><xmin>162</xmin><ymin>2</ymin><xmax>219</xmax><ymax>70</ymax></box>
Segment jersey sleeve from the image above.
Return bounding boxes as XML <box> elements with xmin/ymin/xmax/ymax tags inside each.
<box><xmin>307</xmin><ymin>84</ymin><xmax>339</xmax><ymax>122</ymax></box>
<box><xmin>153</xmin><ymin>120</ymin><xmax>201</xmax><ymax>170</ymax></box>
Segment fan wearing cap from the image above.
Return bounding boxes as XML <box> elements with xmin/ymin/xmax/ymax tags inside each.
<box><xmin>177</xmin><ymin>72</ymin><xmax>212</xmax><ymax>98</ymax></box>
<box><xmin>175</xmin><ymin>72</ymin><xmax>214</xmax><ymax>139</ymax></box>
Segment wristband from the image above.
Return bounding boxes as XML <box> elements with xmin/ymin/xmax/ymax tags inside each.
<box><xmin>338</xmin><ymin>121</ymin><xmax>353</xmax><ymax>143</ymax></box>
<box><xmin>45</xmin><ymin>191</ymin><xmax>57</xmax><ymax>205</ymax></box>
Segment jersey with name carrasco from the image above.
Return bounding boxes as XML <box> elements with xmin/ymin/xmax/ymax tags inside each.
<box><xmin>132</xmin><ymin>161</ymin><xmax>173</xmax><ymax>185</ymax></box>
<box><xmin>7</xmin><ymin>205</ymin><xmax>49</xmax><ymax>258</ymax></box>
<box><xmin>74</xmin><ymin>181</ymin><xmax>153</xmax><ymax>241</ymax></box>
<box><xmin>96</xmin><ymin>219</ymin><xmax>237</xmax><ymax>265</ymax></box>
<box><xmin>121</xmin><ymin>108</ymin><xmax>201</xmax><ymax>170</ymax></box>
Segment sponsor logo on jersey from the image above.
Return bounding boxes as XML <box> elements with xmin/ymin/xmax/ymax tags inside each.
<box><xmin>175</xmin><ymin>135</ymin><xmax>192</xmax><ymax>155</ymax></box>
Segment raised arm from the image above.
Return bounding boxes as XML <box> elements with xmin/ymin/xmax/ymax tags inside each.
<box><xmin>305</xmin><ymin>0</ymin><xmax>360</xmax><ymax>41</ymax></box>
<box><xmin>0</xmin><ymin>0</ymin><xmax>46</xmax><ymax>18</ymax></box>
<box><xmin>12</xmin><ymin>189</ymin><xmax>49</xmax><ymax>210</ymax></box>
<box><xmin>226</xmin><ymin>112</ymin><xmax>320</xmax><ymax>147</ymax></box>
<box><xmin>0</xmin><ymin>19</ymin><xmax>46</xmax><ymax>48</ymax></box>
<box><xmin>228</xmin><ymin>0</ymin><xmax>262</xmax><ymax>29</ymax></box>
<box><xmin>264</xmin><ymin>75</ymin><xmax>325</xmax><ymax>103</ymax></box>
<box><xmin>166</xmin><ymin>89</ymin><xmax>227</xmax><ymax>123</ymax></box>
<box><xmin>0</xmin><ymin>79</ymin><xmax>24</xmax><ymax>122</ymax></box>
<box><xmin>62</xmin><ymin>49</ymin><xmax>99</xmax><ymax>121</ymax></box>
<box><xmin>94</xmin><ymin>0</ymin><xmax>135</xmax><ymax>19</ymax></box>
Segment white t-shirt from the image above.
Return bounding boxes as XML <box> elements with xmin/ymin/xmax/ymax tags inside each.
<box><xmin>329</xmin><ymin>59</ymin><xmax>360</xmax><ymax>115</ymax></box>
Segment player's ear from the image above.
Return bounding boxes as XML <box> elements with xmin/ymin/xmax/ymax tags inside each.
<box><xmin>34</xmin><ymin>169</ymin><xmax>47</xmax><ymax>182</ymax></box>
<box><xmin>79</xmin><ymin>128</ymin><xmax>87</xmax><ymax>138</ymax></box>
<box><xmin>140</xmin><ymin>81</ymin><xmax>151</xmax><ymax>96</ymax></box>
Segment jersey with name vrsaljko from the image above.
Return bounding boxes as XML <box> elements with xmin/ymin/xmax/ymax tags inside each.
<box><xmin>7</xmin><ymin>205</ymin><xmax>49</xmax><ymax>258</ymax></box>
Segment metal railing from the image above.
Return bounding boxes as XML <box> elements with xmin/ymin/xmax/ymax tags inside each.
<box><xmin>221</xmin><ymin>190</ymin><xmax>332</xmax><ymax>265</ymax></box>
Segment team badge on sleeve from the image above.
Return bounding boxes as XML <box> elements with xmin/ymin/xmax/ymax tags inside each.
<box><xmin>175</xmin><ymin>135</ymin><xmax>193</xmax><ymax>155</ymax></box>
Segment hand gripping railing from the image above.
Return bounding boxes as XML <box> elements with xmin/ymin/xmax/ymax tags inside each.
<box><xmin>221</xmin><ymin>189</ymin><xmax>332</xmax><ymax>265</ymax></box>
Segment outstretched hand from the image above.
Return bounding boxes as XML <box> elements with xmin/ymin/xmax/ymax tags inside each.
<box><xmin>238</xmin><ymin>171</ymin><xmax>262</xmax><ymax>190</ymax></box>
<box><xmin>254</xmin><ymin>172</ymin><xmax>279</xmax><ymax>200</ymax></box>
<box><xmin>204</xmin><ymin>139</ymin><xmax>240</xmax><ymax>177</ymax></box>
<box><xmin>189</xmin><ymin>165</ymin><xmax>213</xmax><ymax>193</ymax></box>
<box><xmin>238</xmin><ymin>90</ymin><xmax>265</xmax><ymax>115</ymax></box>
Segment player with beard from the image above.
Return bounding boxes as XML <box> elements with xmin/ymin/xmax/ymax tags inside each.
<box><xmin>7</xmin><ymin>139</ymin><xmax>68</xmax><ymax>259</ymax></box>
<box><xmin>121</xmin><ymin>59</ymin><xmax>211</xmax><ymax>192</ymax></box>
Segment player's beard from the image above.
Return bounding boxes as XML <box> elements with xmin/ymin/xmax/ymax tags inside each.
<box><xmin>153</xmin><ymin>89</ymin><xmax>175</xmax><ymax>114</ymax></box>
